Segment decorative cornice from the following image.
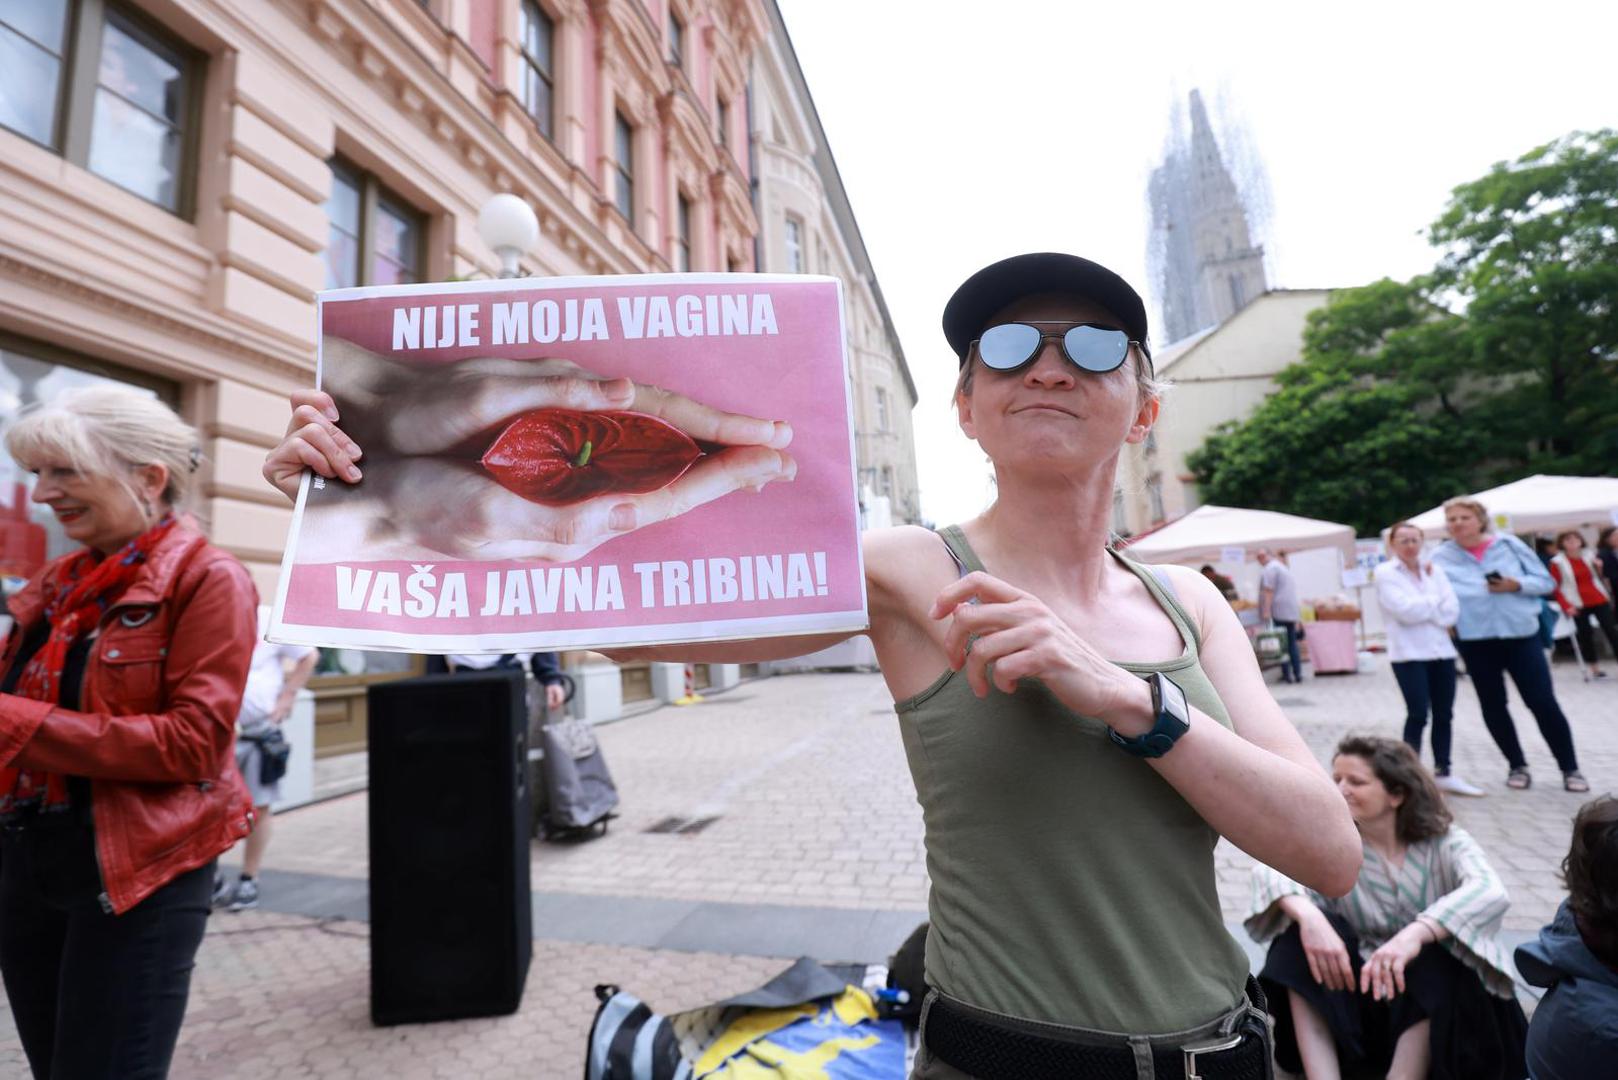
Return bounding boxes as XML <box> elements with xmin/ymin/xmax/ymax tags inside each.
<box><xmin>0</xmin><ymin>252</ymin><xmax>312</xmax><ymax>383</ymax></box>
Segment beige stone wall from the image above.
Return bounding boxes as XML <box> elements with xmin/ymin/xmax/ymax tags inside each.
<box><xmin>1119</xmin><ymin>289</ymin><xmax>1331</xmax><ymax>535</ymax></box>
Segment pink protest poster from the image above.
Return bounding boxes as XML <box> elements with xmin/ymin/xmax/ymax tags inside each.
<box><xmin>268</xmin><ymin>274</ymin><xmax>867</xmax><ymax>652</ymax></box>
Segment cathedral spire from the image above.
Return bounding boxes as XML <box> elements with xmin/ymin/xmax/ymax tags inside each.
<box><xmin>1148</xmin><ymin>90</ymin><xmax>1268</xmax><ymax>344</ymax></box>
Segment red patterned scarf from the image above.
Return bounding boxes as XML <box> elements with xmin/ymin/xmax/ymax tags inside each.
<box><xmin>0</xmin><ymin>515</ymin><xmax>176</xmax><ymax>815</ymax></box>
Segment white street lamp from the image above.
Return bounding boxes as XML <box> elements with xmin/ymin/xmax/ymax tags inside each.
<box><xmin>477</xmin><ymin>193</ymin><xmax>539</xmax><ymax>279</ymax></box>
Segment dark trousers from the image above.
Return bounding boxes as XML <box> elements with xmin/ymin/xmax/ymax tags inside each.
<box><xmin>1276</xmin><ymin>619</ymin><xmax>1303</xmax><ymax>681</ymax></box>
<box><xmin>1454</xmin><ymin>635</ymin><xmax>1579</xmax><ymax>773</ymax></box>
<box><xmin>1392</xmin><ymin>658</ymin><xmax>1457</xmax><ymax>772</ymax></box>
<box><xmin>1570</xmin><ymin>602</ymin><xmax>1618</xmax><ymax>664</ymax></box>
<box><xmin>0</xmin><ymin>816</ymin><xmax>213</xmax><ymax>1080</ymax></box>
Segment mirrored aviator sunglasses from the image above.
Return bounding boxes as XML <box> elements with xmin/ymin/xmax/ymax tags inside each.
<box><xmin>973</xmin><ymin>322</ymin><xmax>1138</xmax><ymax>374</ymax></box>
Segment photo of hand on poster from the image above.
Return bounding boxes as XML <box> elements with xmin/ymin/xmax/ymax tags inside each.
<box><xmin>298</xmin><ymin>338</ymin><xmax>797</xmax><ymax>564</ymax></box>
<box><xmin>269</xmin><ymin>275</ymin><xmax>867</xmax><ymax>654</ymax></box>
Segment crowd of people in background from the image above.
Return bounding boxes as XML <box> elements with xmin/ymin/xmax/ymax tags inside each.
<box><xmin>1236</xmin><ymin>494</ymin><xmax>1618</xmax><ymax>1078</ymax></box>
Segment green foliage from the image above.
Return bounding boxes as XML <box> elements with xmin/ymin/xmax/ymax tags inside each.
<box><xmin>1189</xmin><ymin>129</ymin><xmax>1618</xmax><ymax>535</ymax></box>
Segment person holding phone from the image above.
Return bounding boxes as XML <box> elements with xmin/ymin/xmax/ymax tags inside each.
<box><xmin>1431</xmin><ymin>498</ymin><xmax>1587</xmax><ymax>793</ymax></box>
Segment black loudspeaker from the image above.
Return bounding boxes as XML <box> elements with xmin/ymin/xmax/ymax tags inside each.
<box><xmin>367</xmin><ymin>669</ymin><xmax>532</xmax><ymax>1025</ymax></box>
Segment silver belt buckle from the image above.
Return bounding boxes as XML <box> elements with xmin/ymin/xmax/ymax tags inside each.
<box><xmin>1181</xmin><ymin>1031</ymin><xmax>1243</xmax><ymax>1079</ymax></box>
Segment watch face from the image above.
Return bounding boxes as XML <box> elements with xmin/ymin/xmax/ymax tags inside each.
<box><xmin>1159</xmin><ymin>675</ymin><xmax>1189</xmax><ymax>724</ymax></box>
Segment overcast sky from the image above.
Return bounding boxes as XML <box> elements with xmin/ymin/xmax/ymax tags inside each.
<box><xmin>774</xmin><ymin>0</ymin><xmax>1618</xmax><ymax>526</ymax></box>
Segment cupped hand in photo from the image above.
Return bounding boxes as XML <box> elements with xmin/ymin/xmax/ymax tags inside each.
<box><xmin>266</xmin><ymin>339</ymin><xmax>797</xmax><ymax>561</ymax></box>
<box><xmin>357</xmin><ymin>446</ymin><xmax>796</xmax><ymax>562</ymax></box>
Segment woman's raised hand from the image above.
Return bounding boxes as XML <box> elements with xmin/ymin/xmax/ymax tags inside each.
<box><xmin>263</xmin><ymin>389</ymin><xmax>364</xmax><ymax>501</ymax></box>
<box><xmin>928</xmin><ymin>571</ymin><xmax>1142</xmax><ymax>724</ymax></box>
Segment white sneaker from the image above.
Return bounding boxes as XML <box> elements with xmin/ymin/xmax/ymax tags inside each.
<box><xmin>1435</xmin><ymin>773</ymin><xmax>1486</xmax><ymax>797</ymax></box>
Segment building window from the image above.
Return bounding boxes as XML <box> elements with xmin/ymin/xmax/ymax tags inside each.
<box><xmin>674</xmin><ymin>192</ymin><xmax>692</xmax><ymax>272</ymax></box>
<box><xmin>1</xmin><ymin>1</ymin><xmax>201</xmax><ymax>216</ymax></box>
<box><xmin>874</xmin><ymin>386</ymin><xmax>890</xmax><ymax>432</ymax></box>
<box><xmin>518</xmin><ymin>0</ymin><xmax>554</xmax><ymax>140</ymax></box>
<box><xmin>0</xmin><ymin>335</ymin><xmax>177</xmax><ymax>582</ymax></box>
<box><xmin>667</xmin><ymin>10</ymin><xmax>683</xmax><ymax>65</ymax></box>
<box><xmin>1111</xmin><ymin>489</ymin><xmax>1127</xmax><ymax>534</ymax></box>
<box><xmin>325</xmin><ymin>159</ymin><xmax>424</xmax><ymax>289</ymax></box>
<box><xmin>613</xmin><ymin>111</ymin><xmax>635</xmax><ymax>225</ymax></box>
<box><xmin>784</xmin><ymin>217</ymin><xmax>803</xmax><ymax>273</ymax></box>
<box><xmin>880</xmin><ymin>466</ymin><xmax>894</xmax><ymax>498</ymax></box>
<box><xmin>1228</xmin><ymin>274</ymin><xmax>1245</xmax><ymax>311</ymax></box>
<box><xmin>716</xmin><ymin>98</ymin><xmax>729</xmax><ymax>148</ymax></box>
<box><xmin>1147</xmin><ymin>475</ymin><xmax>1165</xmax><ymax>523</ymax></box>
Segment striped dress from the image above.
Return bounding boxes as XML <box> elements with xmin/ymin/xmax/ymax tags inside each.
<box><xmin>1246</xmin><ymin>826</ymin><xmax>1519</xmax><ymax>999</ymax></box>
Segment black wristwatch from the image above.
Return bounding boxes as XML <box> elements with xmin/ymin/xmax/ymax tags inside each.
<box><xmin>1108</xmin><ymin>671</ymin><xmax>1191</xmax><ymax>758</ymax></box>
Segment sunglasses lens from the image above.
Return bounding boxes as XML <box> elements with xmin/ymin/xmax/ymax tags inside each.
<box><xmin>977</xmin><ymin>323</ymin><xmax>1042</xmax><ymax>369</ymax></box>
<box><xmin>1063</xmin><ymin>325</ymin><xmax>1131</xmax><ymax>372</ymax></box>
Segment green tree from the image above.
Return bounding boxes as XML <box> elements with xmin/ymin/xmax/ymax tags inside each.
<box><xmin>1188</xmin><ymin>129</ymin><xmax>1618</xmax><ymax>535</ymax></box>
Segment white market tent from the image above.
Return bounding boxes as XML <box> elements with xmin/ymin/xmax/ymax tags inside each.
<box><xmin>1404</xmin><ymin>475</ymin><xmax>1618</xmax><ymax>540</ymax></box>
<box><xmin>1123</xmin><ymin>504</ymin><xmax>1356</xmax><ymax>565</ymax></box>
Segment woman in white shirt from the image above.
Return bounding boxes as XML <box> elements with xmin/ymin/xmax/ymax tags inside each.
<box><xmin>1375</xmin><ymin>521</ymin><xmax>1483</xmax><ymax>797</ymax></box>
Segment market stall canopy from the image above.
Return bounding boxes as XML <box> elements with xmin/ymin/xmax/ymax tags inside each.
<box><xmin>1404</xmin><ymin>475</ymin><xmax>1618</xmax><ymax>539</ymax></box>
<box><xmin>1122</xmin><ymin>505</ymin><xmax>1356</xmax><ymax>565</ymax></box>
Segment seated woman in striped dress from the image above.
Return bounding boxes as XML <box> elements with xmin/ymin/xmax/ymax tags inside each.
<box><xmin>1247</xmin><ymin>735</ymin><xmax>1527</xmax><ymax>1080</ymax></box>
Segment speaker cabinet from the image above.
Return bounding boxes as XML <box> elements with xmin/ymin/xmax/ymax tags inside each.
<box><xmin>367</xmin><ymin>669</ymin><xmax>532</xmax><ymax>1025</ymax></box>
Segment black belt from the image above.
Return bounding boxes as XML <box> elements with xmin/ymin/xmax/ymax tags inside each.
<box><xmin>923</xmin><ymin>977</ymin><xmax>1272</xmax><ymax>1080</ymax></box>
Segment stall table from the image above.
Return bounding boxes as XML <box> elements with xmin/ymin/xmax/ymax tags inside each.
<box><xmin>1305</xmin><ymin>619</ymin><xmax>1358</xmax><ymax>674</ymax></box>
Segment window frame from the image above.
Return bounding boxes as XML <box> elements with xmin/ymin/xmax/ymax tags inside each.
<box><xmin>675</xmin><ymin>191</ymin><xmax>692</xmax><ymax>272</ymax></box>
<box><xmin>784</xmin><ymin>216</ymin><xmax>803</xmax><ymax>274</ymax></box>
<box><xmin>667</xmin><ymin>9</ymin><xmax>684</xmax><ymax>66</ymax></box>
<box><xmin>613</xmin><ymin>111</ymin><xmax>635</xmax><ymax>226</ymax></box>
<box><xmin>0</xmin><ymin>330</ymin><xmax>179</xmax><ymax>405</ymax></box>
<box><xmin>874</xmin><ymin>386</ymin><xmax>890</xmax><ymax>432</ymax></box>
<box><xmin>517</xmin><ymin>0</ymin><xmax>555</xmax><ymax>141</ymax></box>
<box><xmin>325</xmin><ymin>156</ymin><xmax>426</xmax><ymax>289</ymax></box>
<box><xmin>1</xmin><ymin>0</ymin><xmax>206</xmax><ymax>219</ymax></box>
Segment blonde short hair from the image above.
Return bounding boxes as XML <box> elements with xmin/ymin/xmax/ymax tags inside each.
<box><xmin>1442</xmin><ymin>497</ymin><xmax>1491</xmax><ymax>533</ymax></box>
<box><xmin>5</xmin><ymin>385</ymin><xmax>200</xmax><ymax>506</ymax></box>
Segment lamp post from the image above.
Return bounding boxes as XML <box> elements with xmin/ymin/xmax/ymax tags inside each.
<box><xmin>477</xmin><ymin>193</ymin><xmax>539</xmax><ymax>279</ymax></box>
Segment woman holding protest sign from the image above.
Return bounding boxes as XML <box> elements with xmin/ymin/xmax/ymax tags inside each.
<box><xmin>268</xmin><ymin>252</ymin><xmax>1359</xmax><ymax>1079</ymax></box>
<box><xmin>0</xmin><ymin>386</ymin><xmax>258</xmax><ymax>1079</ymax></box>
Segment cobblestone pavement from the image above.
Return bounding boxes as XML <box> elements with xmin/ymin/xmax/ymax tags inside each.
<box><xmin>0</xmin><ymin>662</ymin><xmax>1610</xmax><ymax>1076</ymax></box>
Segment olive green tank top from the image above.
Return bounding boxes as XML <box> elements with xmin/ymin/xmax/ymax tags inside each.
<box><xmin>893</xmin><ymin>526</ymin><xmax>1250</xmax><ymax>1034</ymax></box>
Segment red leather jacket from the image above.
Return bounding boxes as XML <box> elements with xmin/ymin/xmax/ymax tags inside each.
<box><xmin>0</xmin><ymin>517</ymin><xmax>258</xmax><ymax>913</ymax></box>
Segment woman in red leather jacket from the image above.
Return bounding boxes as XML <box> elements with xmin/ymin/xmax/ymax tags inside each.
<box><xmin>0</xmin><ymin>385</ymin><xmax>258</xmax><ymax>1079</ymax></box>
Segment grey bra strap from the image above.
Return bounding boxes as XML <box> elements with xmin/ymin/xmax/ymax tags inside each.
<box><xmin>937</xmin><ymin>525</ymin><xmax>985</xmax><ymax>579</ymax></box>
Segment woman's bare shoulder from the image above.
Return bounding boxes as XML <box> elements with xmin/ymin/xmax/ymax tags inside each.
<box><xmin>862</xmin><ymin>526</ymin><xmax>959</xmax><ymax>615</ymax></box>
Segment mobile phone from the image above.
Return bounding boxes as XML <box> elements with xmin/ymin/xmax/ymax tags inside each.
<box><xmin>1485</xmin><ymin>570</ymin><xmax>1503</xmax><ymax>583</ymax></box>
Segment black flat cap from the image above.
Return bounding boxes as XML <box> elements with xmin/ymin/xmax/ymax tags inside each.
<box><xmin>942</xmin><ymin>252</ymin><xmax>1151</xmax><ymax>365</ymax></box>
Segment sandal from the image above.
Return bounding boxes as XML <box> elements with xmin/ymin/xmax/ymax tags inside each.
<box><xmin>1506</xmin><ymin>768</ymin><xmax>1532</xmax><ymax>790</ymax></box>
<box><xmin>1565</xmin><ymin>771</ymin><xmax>1591</xmax><ymax>794</ymax></box>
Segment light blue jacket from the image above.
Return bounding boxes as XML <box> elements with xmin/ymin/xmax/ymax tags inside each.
<box><xmin>1432</xmin><ymin>533</ymin><xmax>1554</xmax><ymax>642</ymax></box>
